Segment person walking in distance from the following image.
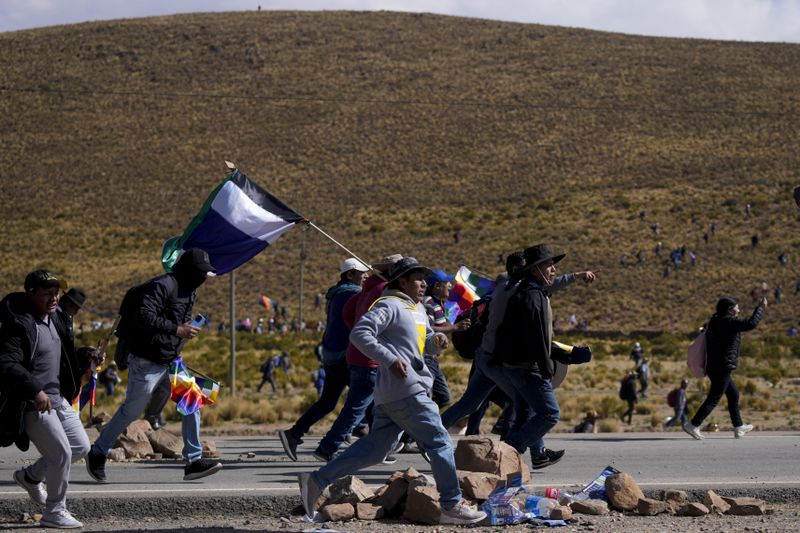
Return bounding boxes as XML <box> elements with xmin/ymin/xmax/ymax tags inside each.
<box><xmin>86</xmin><ymin>249</ymin><xmax>222</xmax><ymax>482</ymax></box>
<box><xmin>663</xmin><ymin>378</ymin><xmax>690</xmax><ymax>429</ymax></box>
<box><xmin>683</xmin><ymin>296</ymin><xmax>766</xmax><ymax>440</ymax></box>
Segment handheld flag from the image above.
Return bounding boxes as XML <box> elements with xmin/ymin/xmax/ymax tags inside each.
<box><xmin>168</xmin><ymin>358</ymin><xmax>220</xmax><ymax>415</ymax></box>
<box><xmin>444</xmin><ymin>266</ymin><xmax>497</xmax><ymax>323</ymax></box>
<box><xmin>162</xmin><ymin>169</ymin><xmax>305</xmax><ymax>274</ymax></box>
<box><xmin>258</xmin><ymin>294</ymin><xmax>274</xmax><ymax>310</ymax></box>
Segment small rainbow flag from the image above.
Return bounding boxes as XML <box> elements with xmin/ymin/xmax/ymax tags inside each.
<box><xmin>258</xmin><ymin>294</ymin><xmax>274</xmax><ymax>310</ymax></box>
<box><xmin>444</xmin><ymin>266</ymin><xmax>496</xmax><ymax>323</ymax></box>
<box><xmin>72</xmin><ymin>365</ymin><xmax>97</xmax><ymax>412</ymax></box>
<box><xmin>168</xmin><ymin>358</ymin><xmax>220</xmax><ymax>416</ymax></box>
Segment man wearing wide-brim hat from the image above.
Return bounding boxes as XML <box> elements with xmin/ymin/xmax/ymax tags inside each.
<box><xmin>493</xmin><ymin>244</ymin><xmax>585</xmax><ymax>469</ymax></box>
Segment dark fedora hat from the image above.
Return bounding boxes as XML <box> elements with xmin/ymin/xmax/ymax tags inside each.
<box><xmin>387</xmin><ymin>257</ymin><xmax>433</xmax><ymax>283</ymax></box>
<box><xmin>522</xmin><ymin>244</ymin><xmax>565</xmax><ymax>269</ymax></box>
<box><xmin>62</xmin><ymin>288</ymin><xmax>86</xmax><ymax>309</ymax></box>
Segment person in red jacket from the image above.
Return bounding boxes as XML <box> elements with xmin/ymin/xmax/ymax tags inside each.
<box><xmin>309</xmin><ymin>254</ymin><xmax>403</xmax><ymax>462</ymax></box>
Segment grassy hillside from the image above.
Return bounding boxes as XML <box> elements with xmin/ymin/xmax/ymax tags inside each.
<box><xmin>1</xmin><ymin>11</ymin><xmax>800</xmax><ymax>336</ymax></box>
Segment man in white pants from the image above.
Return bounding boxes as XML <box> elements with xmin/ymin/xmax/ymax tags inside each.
<box><xmin>0</xmin><ymin>270</ymin><xmax>100</xmax><ymax>528</ymax></box>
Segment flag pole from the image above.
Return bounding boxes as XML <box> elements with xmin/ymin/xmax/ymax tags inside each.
<box><xmin>299</xmin><ymin>225</ymin><xmax>308</xmax><ymax>327</ymax></box>
<box><xmin>307</xmin><ymin>222</ymin><xmax>372</xmax><ymax>269</ymax></box>
<box><xmin>229</xmin><ymin>270</ymin><xmax>236</xmax><ymax>397</ymax></box>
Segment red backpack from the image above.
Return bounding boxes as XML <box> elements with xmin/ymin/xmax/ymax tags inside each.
<box><xmin>667</xmin><ymin>388</ymin><xmax>679</xmax><ymax>408</ymax></box>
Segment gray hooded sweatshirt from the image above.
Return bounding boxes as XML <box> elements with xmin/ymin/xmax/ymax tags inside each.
<box><xmin>349</xmin><ymin>289</ymin><xmax>444</xmax><ymax>406</ymax></box>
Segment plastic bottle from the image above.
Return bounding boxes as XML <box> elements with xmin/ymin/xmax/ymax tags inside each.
<box><xmin>524</xmin><ymin>495</ymin><xmax>559</xmax><ymax>518</ymax></box>
<box><xmin>557</xmin><ymin>491</ymin><xmax>575</xmax><ymax>506</ymax></box>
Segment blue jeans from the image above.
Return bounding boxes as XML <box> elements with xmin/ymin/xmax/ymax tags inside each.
<box><xmin>316</xmin><ymin>365</ymin><xmax>376</xmax><ymax>456</ymax></box>
<box><xmin>290</xmin><ymin>360</ymin><xmax>350</xmax><ymax>439</ymax></box>
<box><xmin>312</xmin><ymin>392</ymin><xmax>462</xmax><ymax>509</ymax></box>
<box><xmin>441</xmin><ymin>349</ymin><xmax>499</xmax><ymax>429</ymax></box>
<box><xmin>501</xmin><ymin>368</ymin><xmax>560</xmax><ymax>458</ymax></box>
<box><xmin>92</xmin><ymin>355</ymin><xmax>202</xmax><ymax>463</ymax></box>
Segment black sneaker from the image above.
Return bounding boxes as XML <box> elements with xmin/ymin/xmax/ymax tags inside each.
<box><xmin>86</xmin><ymin>450</ymin><xmax>108</xmax><ymax>483</ymax></box>
<box><xmin>184</xmin><ymin>459</ymin><xmax>223</xmax><ymax>481</ymax></box>
<box><xmin>278</xmin><ymin>429</ymin><xmax>302</xmax><ymax>461</ymax></box>
<box><xmin>531</xmin><ymin>448</ymin><xmax>565</xmax><ymax>470</ymax></box>
<box><xmin>351</xmin><ymin>424</ymin><xmax>368</xmax><ymax>438</ymax></box>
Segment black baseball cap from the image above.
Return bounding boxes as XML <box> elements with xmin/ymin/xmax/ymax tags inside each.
<box><xmin>24</xmin><ymin>270</ymin><xmax>68</xmax><ymax>292</ymax></box>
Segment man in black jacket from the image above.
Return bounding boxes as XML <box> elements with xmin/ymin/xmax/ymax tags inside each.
<box><xmin>86</xmin><ymin>249</ymin><xmax>222</xmax><ymax>482</ymax></box>
<box><xmin>0</xmin><ymin>270</ymin><xmax>99</xmax><ymax>528</ymax></box>
<box><xmin>684</xmin><ymin>296</ymin><xmax>766</xmax><ymax>440</ymax></box>
<box><xmin>493</xmin><ymin>244</ymin><xmax>566</xmax><ymax>469</ymax></box>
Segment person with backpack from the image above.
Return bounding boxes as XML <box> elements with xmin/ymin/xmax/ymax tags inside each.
<box><xmin>278</xmin><ymin>258</ymin><xmax>369</xmax><ymax>461</ymax></box>
<box><xmin>683</xmin><ymin>296</ymin><xmax>766</xmax><ymax>440</ymax></box>
<box><xmin>619</xmin><ymin>371</ymin><xmax>638</xmax><ymax>424</ymax></box>
<box><xmin>0</xmin><ymin>270</ymin><xmax>101</xmax><ymax>528</ymax></box>
<box><xmin>86</xmin><ymin>249</ymin><xmax>222</xmax><ymax>483</ymax></box>
<box><xmin>637</xmin><ymin>358</ymin><xmax>650</xmax><ymax>398</ymax></box>
<box><xmin>257</xmin><ymin>356</ymin><xmax>277</xmax><ymax>393</ymax></box>
<box><xmin>663</xmin><ymin>378</ymin><xmax>689</xmax><ymax>429</ymax></box>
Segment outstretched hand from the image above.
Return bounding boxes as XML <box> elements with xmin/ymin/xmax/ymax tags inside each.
<box><xmin>576</xmin><ymin>271</ymin><xmax>597</xmax><ymax>283</ymax></box>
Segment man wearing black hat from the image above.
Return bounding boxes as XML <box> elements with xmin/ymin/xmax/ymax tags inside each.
<box><xmin>86</xmin><ymin>248</ymin><xmax>222</xmax><ymax>483</ymax></box>
<box><xmin>0</xmin><ymin>270</ymin><xmax>101</xmax><ymax>528</ymax></box>
<box><xmin>493</xmin><ymin>244</ymin><xmax>568</xmax><ymax>469</ymax></box>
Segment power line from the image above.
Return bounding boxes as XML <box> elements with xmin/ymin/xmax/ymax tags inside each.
<box><xmin>0</xmin><ymin>85</ymin><xmax>796</xmax><ymax>119</ymax></box>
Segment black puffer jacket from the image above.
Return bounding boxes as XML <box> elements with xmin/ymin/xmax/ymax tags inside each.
<box><xmin>122</xmin><ymin>251</ymin><xmax>210</xmax><ymax>365</ymax></box>
<box><xmin>705</xmin><ymin>305</ymin><xmax>764</xmax><ymax>374</ymax></box>
<box><xmin>0</xmin><ymin>292</ymin><xmax>90</xmax><ymax>449</ymax></box>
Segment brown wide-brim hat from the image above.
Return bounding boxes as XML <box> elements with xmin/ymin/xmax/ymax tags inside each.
<box><xmin>372</xmin><ymin>254</ymin><xmax>403</xmax><ymax>274</ymax></box>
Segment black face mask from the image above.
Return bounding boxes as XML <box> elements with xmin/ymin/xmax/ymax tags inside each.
<box><xmin>180</xmin><ymin>271</ymin><xmax>208</xmax><ymax>290</ymax></box>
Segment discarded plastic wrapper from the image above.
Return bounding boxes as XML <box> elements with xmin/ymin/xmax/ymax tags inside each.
<box><xmin>481</xmin><ymin>473</ymin><xmax>536</xmax><ymax>525</ymax></box>
<box><xmin>530</xmin><ymin>517</ymin><xmax>569</xmax><ymax>527</ymax></box>
<box><xmin>572</xmin><ymin>465</ymin><xmax>620</xmax><ymax>501</ymax></box>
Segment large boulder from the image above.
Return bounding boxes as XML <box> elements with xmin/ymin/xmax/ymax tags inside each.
<box><xmin>605</xmin><ymin>473</ymin><xmax>645</xmax><ymax>511</ymax></box>
<box><xmin>327</xmin><ymin>476</ymin><xmax>374</xmax><ymax>505</ymax></box>
<box><xmin>453</xmin><ymin>437</ymin><xmax>530</xmax><ymax>483</ymax></box>
<box><xmin>722</xmin><ymin>496</ymin><xmax>766</xmax><ymax>516</ymax></box>
<box><xmin>320</xmin><ymin>503</ymin><xmax>355</xmax><ymax>521</ymax></box>
<box><xmin>458</xmin><ymin>471</ymin><xmax>501</xmax><ymax>501</ymax></box>
<box><xmin>148</xmin><ymin>429</ymin><xmax>183</xmax><ymax>459</ymax></box>
<box><xmin>116</xmin><ymin>420</ymin><xmax>154</xmax><ymax>458</ymax></box>
<box><xmin>703</xmin><ymin>490</ymin><xmax>731</xmax><ymax>514</ymax></box>
<box><xmin>403</xmin><ymin>485</ymin><xmax>441</xmax><ymax>525</ymax></box>
<box><xmin>570</xmin><ymin>499</ymin><xmax>609</xmax><ymax>515</ymax></box>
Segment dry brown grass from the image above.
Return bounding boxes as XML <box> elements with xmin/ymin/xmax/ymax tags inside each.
<box><xmin>1</xmin><ymin>11</ymin><xmax>800</xmax><ymax>337</ymax></box>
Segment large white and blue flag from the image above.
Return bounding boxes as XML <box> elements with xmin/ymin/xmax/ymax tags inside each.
<box><xmin>162</xmin><ymin>169</ymin><xmax>304</xmax><ymax>274</ymax></box>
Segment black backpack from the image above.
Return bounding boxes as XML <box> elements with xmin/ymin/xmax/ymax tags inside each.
<box><xmin>451</xmin><ymin>297</ymin><xmax>492</xmax><ymax>360</ymax></box>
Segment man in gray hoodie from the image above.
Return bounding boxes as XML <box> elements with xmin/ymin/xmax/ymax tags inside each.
<box><xmin>297</xmin><ymin>258</ymin><xmax>486</xmax><ymax>525</ymax></box>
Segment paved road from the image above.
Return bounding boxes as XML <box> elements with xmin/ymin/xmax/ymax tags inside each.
<box><xmin>1</xmin><ymin>431</ymin><xmax>798</xmax><ymax>518</ymax></box>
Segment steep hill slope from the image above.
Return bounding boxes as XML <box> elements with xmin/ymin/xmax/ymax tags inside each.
<box><xmin>1</xmin><ymin>11</ymin><xmax>799</xmax><ymax>334</ymax></box>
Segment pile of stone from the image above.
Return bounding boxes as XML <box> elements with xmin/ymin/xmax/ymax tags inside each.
<box><xmin>308</xmin><ymin>436</ymin><xmax>531</xmax><ymax>525</ymax></box>
<box><xmin>86</xmin><ymin>413</ymin><xmax>217</xmax><ymax>462</ymax></box>
<box><xmin>603</xmin><ymin>471</ymin><xmax>767</xmax><ymax>518</ymax></box>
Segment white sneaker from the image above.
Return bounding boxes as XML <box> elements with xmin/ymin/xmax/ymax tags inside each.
<box><xmin>13</xmin><ymin>469</ymin><xmax>46</xmax><ymax>506</ymax></box>
<box><xmin>297</xmin><ymin>472</ymin><xmax>324</xmax><ymax>519</ymax></box>
<box><xmin>39</xmin><ymin>509</ymin><xmax>83</xmax><ymax>529</ymax></box>
<box><xmin>734</xmin><ymin>424</ymin><xmax>754</xmax><ymax>438</ymax></box>
<box><xmin>682</xmin><ymin>421</ymin><xmax>705</xmax><ymax>440</ymax></box>
<box><xmin>440</xmin><ymin>499</ymin><xmax>487</xmax><ymax>525</ymax></box>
